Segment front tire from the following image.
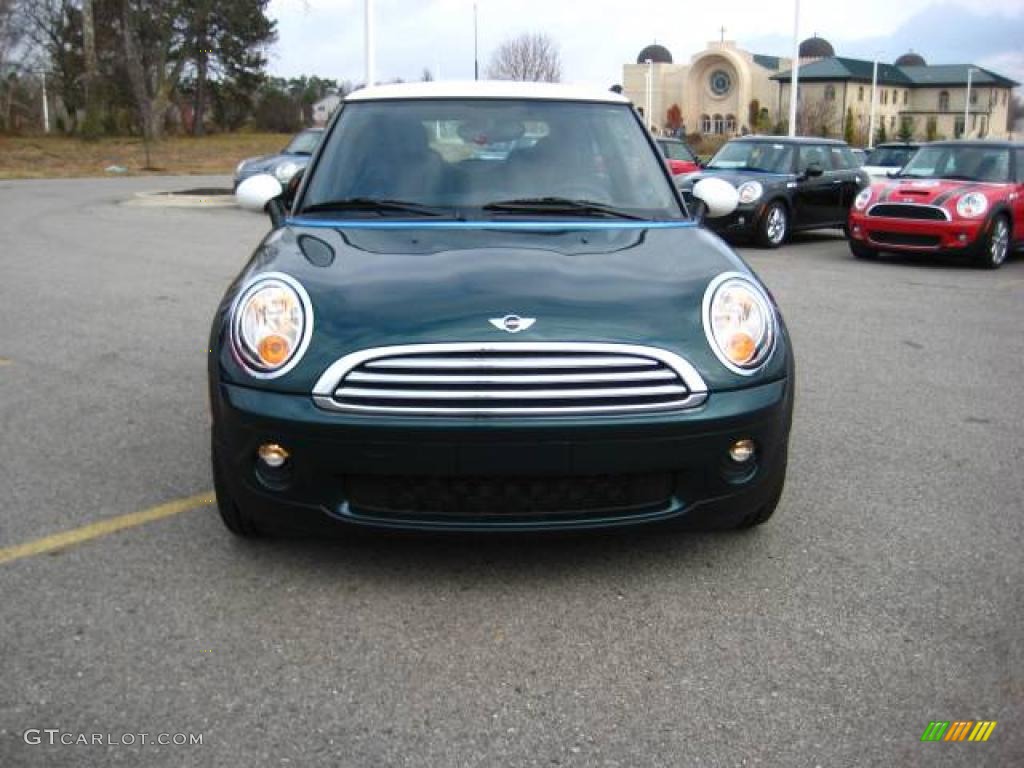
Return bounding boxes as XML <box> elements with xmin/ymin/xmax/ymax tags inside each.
<box><xmin>756</xmin><ymin>202</ymin><xmax>788</xmax><ymax>249</ymax></box>
<box><xmin>975</xmin><ymin>215</ymin><xmax>1010</xmax><ymax>269</ymax></box>
<box><xmin>212</xmin><ymin>441</ymin><xmax>261</xmax><ymax>537</ymax></box>
<box><xmin>849</xmin><ymin>241</ymin><xmax>878</xmax><ymax>260</ymax></box>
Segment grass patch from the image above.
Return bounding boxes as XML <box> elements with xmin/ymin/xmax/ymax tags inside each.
<box><xmin>0</xmin><ymin>133</ymin><xmax>292</xmax><ymax>179</ymax></box>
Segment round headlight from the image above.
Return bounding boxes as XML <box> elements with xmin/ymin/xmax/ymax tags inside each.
<box><xmin>703</xmin><ymin>273</ymin><xmax>775</xmax><ymax>375</ymax></box>
<box><xmin>854</xmin><ymin>187</ymin><xmax>873</xmax><ymax>211</ymax></box>
<box><xmin>274</xmin><ymin>161</ymin><xmax>301</xmax><ymax>184</ymax></box>
<box><xmin>230</xmin><ymin>273</ymin><xmax>313</xmax><ymax>378</ymax></box>
<box><xmin>736</xmin><ymin>181</ymin><xmax>763</xmax><ymax>205</ymax></box>
<box><xmin>956</xmin><ymin>192</ymin><xmax>988</xmax><ymax>218</ymax></box>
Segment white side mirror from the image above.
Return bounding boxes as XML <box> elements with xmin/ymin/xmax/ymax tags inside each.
<box><xmin>692</xmin><ymin>177</ymin><xmax>739</xmax><ymax>219</ymax></box>
<box><xmin>236</xmin><ymin>174</ymin><xmax>283</xmax><ymax>212</ymax></box>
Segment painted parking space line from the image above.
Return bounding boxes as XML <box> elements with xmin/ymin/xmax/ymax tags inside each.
<box><xmin>0</xmin><ymin>492</ymin><xmax>214</xmax><ymax>566</ymax></box>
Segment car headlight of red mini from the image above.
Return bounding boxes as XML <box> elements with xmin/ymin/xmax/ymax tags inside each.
<box><xmin>230</xmin><ymin>273</ymin><xmax>313</xmax><ymax>378</ymax></box>
<box><xmin>703</xmin><ymin>273</ymin><xmax>776</xmax><ymax>375</ymax></box>
<box><xmin>854</xmin><ymin>187</ymin><xmax>873</xmax><ymax>211</ymax></box>
<box><xmin>955</xmin><ymin>192</ymin><xmax>988</xmax><ymax>219</ymax></box>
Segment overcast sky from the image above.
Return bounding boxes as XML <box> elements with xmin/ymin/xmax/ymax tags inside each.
<box><xmin>266</xmin><ymin>0</ymin><xmax>1024</xmax><ymax>88</ymax></box>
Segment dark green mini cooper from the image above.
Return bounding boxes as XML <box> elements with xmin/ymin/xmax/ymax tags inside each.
<box><xmin>213</xmin><ymin>82</ymin><xmax>794</xmax><ymax>536</ymax></box>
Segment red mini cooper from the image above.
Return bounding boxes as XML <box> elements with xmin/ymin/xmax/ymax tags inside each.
<box><xmin>847</xmin><ymin>141</ymin><xmax>1024</xmax><ymax>268</ymax></box>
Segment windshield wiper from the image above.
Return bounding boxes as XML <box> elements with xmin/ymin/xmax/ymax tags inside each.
<box><xmin>481</xmin><ymin>197</ymin><xmax>647</xmax><ymax>220</ymax></box>
<box><xmin>300</xmin><ymin>198</ymin><xmax>452</xmax><ymax>217</ymax></box>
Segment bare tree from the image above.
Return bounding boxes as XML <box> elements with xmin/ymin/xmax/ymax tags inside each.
<box><xmin>796</xmin><ymin>97</ymin><xmax>837</xmax><ymax>138</ymax></box>
<box><xmin>486</xmin><ymin>33</ymin><xmax>561</xmax><ymax>83</ymax></box>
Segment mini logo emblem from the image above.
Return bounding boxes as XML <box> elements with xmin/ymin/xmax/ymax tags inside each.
<box><xmin>489</xmin><ymin>315</ymin><xmax>536</xmax><ymax>334</ymax></box>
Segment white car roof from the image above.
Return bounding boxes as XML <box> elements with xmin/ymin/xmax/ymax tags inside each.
<box><xmin>346</xmin><ymin>80</ymin><xmax>630</xmax><ymax>104</ymax></box>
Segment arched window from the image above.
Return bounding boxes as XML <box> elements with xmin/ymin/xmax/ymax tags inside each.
<box><xmin>713</xmin><ymin>114</ymin><xmax>724</xmax><ymax>134</ymax></box>
<box><xmin>700</xmin><ymin>114</ymin><xmax>711</xmax><ymax>133</ymax></box>
<box><xmin>725</xmin><ymin>114</ymin><xmax>736</xmax><ymax>134</ymax></box>
<box><xmin>825</xmin><ymin>85</ymin><xmax>836</xmax><ymax>102</ymax></box>
<box><xmin>938</xmin><ymin>91</ymin><xmax>950</xmax><ymax>111</ymax></box>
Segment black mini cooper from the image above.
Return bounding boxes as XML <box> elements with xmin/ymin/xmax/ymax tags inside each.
<box><xmin>680</xmin><ymin>136</ymin><xmax>868</xmax><ymax>247</ymax></box>
<box><xmin>214</xmin><ymin>82</ymin><xmax>794</xmax><ymax>536</ymax></box>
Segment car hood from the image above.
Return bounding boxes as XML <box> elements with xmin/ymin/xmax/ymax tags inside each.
<box><xmin>212</xmin><ymin>222</ymin><xmax>788</xmax><ymax>394</ymax></box>
<box><xmin>238</xmin><ymin>152</ymin><xmax>309</xmax><ymax>174</ymax></box>
<box><xmin>678</xmin><ymin>169</ymin><xmax>792</xmax><ymax>190</ymax></box>
<box><xmin>868</xmin><ymin>177</ymin><xmax>1009</xmax><ymax>208</ymax></box>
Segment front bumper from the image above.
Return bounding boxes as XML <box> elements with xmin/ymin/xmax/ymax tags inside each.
<box><xmin>703</xmin><ymin>205</ymin><xmax>762</xmax><ymax>240</ymax></box>
<box><xmin>848</xmin><ymin>212</ymin><xmax>983</xmax><ymax>254</ymax></box>
<box><xmin>210</xmin><ymin>374</ymin><xmax>794</xmax><ymax>534</ymax></box>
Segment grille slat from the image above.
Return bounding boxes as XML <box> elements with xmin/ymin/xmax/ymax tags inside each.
<box><xmin>339</xmin><ymin>384</ymin><xmax>689</xmax><ymax>401</ymax></box>
<box><xmin>364</xmin><ymin>355</ymin><xmax>660</xmax><ymax>370</ymax></box>
<box><xmin>313</xmin><ymin>343</ymin><xmax>709</xmax><ymax>417</ymax></box>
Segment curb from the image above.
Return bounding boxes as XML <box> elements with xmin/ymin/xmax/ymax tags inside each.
<box><xmin>125</xmin><ymin>189</ymin><xmax>237</xmax><ymax>209</ymax></box>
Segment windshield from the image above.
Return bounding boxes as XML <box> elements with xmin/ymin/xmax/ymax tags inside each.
<box><xmin>707</xmin><ymin>142</ymin><xmax>794</xmax><ymax>174</ymax></box>
<box><xmin>659</xmin><ymin>141</ymin><xmax>695</xmax><ymax>162</ymax></box>
<box><xmin>285</xmin><ymin>130</ymin><xmax>322</xmax><ymax>155</ymax></box>
<box><xmin>866</xmin><ymin>146</ymin><xmax>916</xmax><ymax>167</ymax></box>
<box><xmin>899</xmin><ymin>146</ymin><xmax>1010</xmax><ymax>182</ymax></box>
<box><xmin>300</xmin><ymin>99</ymin><xmax>683</xmax><ymax>219</ymax></box>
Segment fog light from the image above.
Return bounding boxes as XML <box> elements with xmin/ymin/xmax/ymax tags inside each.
<box><xmin>258</xmin><ymin>443</ymin><xmax>290</xmax><ymax>468</ymax></box>
<box><xmin>852</xmin><ymin>225</ymin><xmax>862</xmax><ymax>237</ymax></box>
<box><xmin>957</xmin><ymin>233</ymin><xmax>969</xmax><ymax>243</ymax></box>
<box><xmin>728</xmin><ymin>439</ymin><xmax>756</xmax><ymax>463</ymax></box>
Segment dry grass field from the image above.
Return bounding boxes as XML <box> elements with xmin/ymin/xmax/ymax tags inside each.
<box><xmin>0</xmin><ymin>133</ymin><xmax>290</xmax><ymax>179</ymax></box>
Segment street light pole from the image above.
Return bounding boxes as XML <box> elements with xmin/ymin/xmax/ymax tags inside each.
<box><xmin>964</xmin><ymin>67</ymin><xmax>975</xmax><ymax>138</ymax></box>
<box><xmin>867</xmin><ymin>58</ymin><xmax>878</xmax><ymax>149</ymax></box>
<box><xmin>473</xmin><ymin>2</ymin><xmax>479</xmax><ymax>81</ymax></box>
<box><xmin>364</xmin><ymin>0</ymin><xmax>375</xmax><ymax>87</ymax></box>
<box><xmin>788</xmin><ymin>0</ymin><xmax>800</xmax><ymax>137</ymax></box>
<box><xmin>645</xmin><ymin>59</ymin><xmax>653</xmax><ymax>132</ymax></box>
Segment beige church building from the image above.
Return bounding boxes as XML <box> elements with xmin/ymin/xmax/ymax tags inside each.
<box><xmin>622</xmin><ymin>36</ymin><xmax>1018</xmax><ymax>143</ymax></box>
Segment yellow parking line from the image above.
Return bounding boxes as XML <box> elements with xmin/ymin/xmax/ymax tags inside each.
<box><xmin>0</xmin><ymin>492</ymin><xmax>214</xmax><ymax>566</ymax></box>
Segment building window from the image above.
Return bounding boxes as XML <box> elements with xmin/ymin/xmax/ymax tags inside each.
<box><xmin>903</xmin><ymin>90</ymin><xmax>909</xmax><ymax>105</ymax></box>
<box><xmin>824</xmin><ymin>85</ymin><xmax>836</xmax><ymax>102</ymax></box>
<box><xmin>858</xmin><ymin>86</ymin><xmax>864</xmax><ymax>102</ymax></box>
<box><xmin>890</xmin><ymin>115</ymin><xmax>896</xmax><ymax>129</ymax></box>
<box><xmin>980</xmin><ymin>116</ymin><xmax>987</xmax><ymax>137</ymax></box>
<box><xmin>881</xmin><ymin>90</ymin><xmax>887</xmax><ymax>105</ymax></box>
<box><xmin>893</xmin><ymin>89</ymin><xmax>898</xmax><ymax>103</ymax></box>
<box><xmin>954</xmin><ymin>116</ymin><xmax>965</xmax><ymax>138</ymax></box>
<box><xmin>938</xmin><ymin>91</ymin><xmax>950</xmax><ymax>111</ymax></box>
<box><xmin>700</xmin><ymin>114</ymin><xmax>711</xmax><ymax>133</ymax></box>
<box><xmin>709</xmin><ymin>70</ymin><xmax>732</xmax><ymax>96</ymax></box>
<box><xmin>725</xmin><ymin>114</ymin><xmax>736</xmax><ymax>133</ymax></box>
<box><xmin>970</xmin><ymin>89</ymin><xmax>978</xmax><ymax>105</ymax></box>
<box><xmin>713</xmin><ymin>114</ymin><xmax>724</xmax><ymax>134</ymax></box>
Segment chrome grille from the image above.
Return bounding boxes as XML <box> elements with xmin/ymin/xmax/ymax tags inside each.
<box><xmin>868</xmin><ymin>203</ymin><xmax>949</xmax><ymax>221</ymax></box>
<box><xmin>312</xmin><ymin>343</ymin><xmax>708</xmax><ymax>416</ymax></box>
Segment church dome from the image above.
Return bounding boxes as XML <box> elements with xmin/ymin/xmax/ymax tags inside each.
<box><xmin>895</xmin><ymin>51</ymin><xmax>926</xmax><ymax>67</ymax></box>
<box><xmin>637</xmin><ymin>44</ymin><xmax>673</xmax><ymax>65</ymax></box>
<box><xmin>799</xmin><ymin>36</ymin><xmax>834</xmax><ymax>59</ymax></box>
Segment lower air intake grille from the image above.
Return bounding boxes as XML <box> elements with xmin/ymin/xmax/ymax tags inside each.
<box><xmin>869</xmin><ymin>231</ymin><xmax>942</xmax><ymax>248</ymax></box>
<box><xmin>343</xmin><ymin>472</ymin><xmax>675</xmax><ymax>518</ymax></box>
<box><xmin>313</xmin><ymin>343</ymin><xmax>708</xmax><ymax>416</ymax></box>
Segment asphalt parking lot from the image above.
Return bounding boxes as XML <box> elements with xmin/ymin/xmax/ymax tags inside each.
<box><xmin>1</xmin><ymin>177</ymin><xmax>1022</xmax><ymax>767</ymax></box>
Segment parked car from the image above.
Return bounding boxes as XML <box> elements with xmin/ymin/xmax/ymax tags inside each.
<box><xmin>850</xmin><ymin>148</ymin><xmax>868</xmax><ymax>166</ymax></box>
<box><xmin>848</xmin><ymin>140</ymin><xmax>1024</xmax><ymax>268</ymax></box>
<box><xmin>233</xmin><ymin>128</ymin><xmax>324</xmax><ymax>190</ymax></box>
<box><xmin>656</xmin><ymin>137</ymin><xmax>701</xmax><ymax>175</ymax></box>
<box><xmin>679</xmin><ymin>136</ymin><xmax>868</xmax><ymax>247</ymax></box>
<box><xmin>862</xmin><ymin>142</ymin><xmax>919</xmax><ymax>177</ymax></box>
<box><xmin>219</xmin><ymin>81</ymin><xmax>794</xmax><ymax>537</ymax></box>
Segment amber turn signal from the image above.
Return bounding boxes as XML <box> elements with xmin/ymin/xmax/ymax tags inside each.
<box><xmin>258</xmin><ymin>334</ymin><xmax>292</xmax><ymax>366</ymax></box>
<box><xmin>726</xmin><ymin>332</ymin><xmax>756</xmax><ymax>365</ymax></box>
